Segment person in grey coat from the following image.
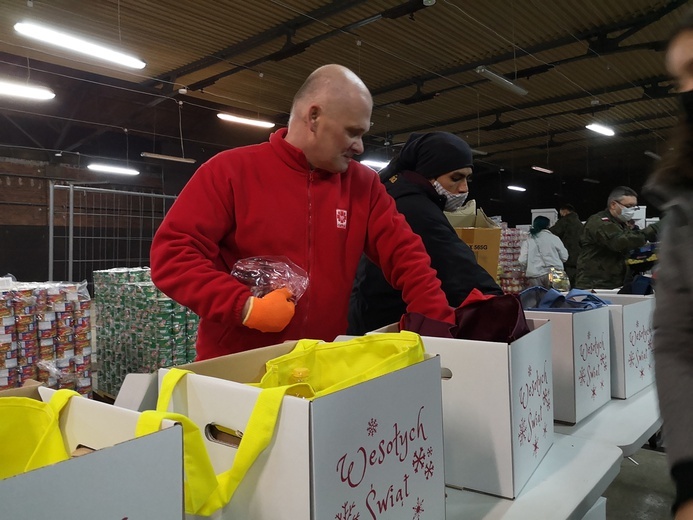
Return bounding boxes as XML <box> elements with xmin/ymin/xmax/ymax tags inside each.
<box><xmin>518</xmin><ymin>216</ymin><xmax>568</xmax><ymax>288</ymax></box>
<box><xmin>645</xmin><ymin>8</ymin><xmax>693</xmax><ymax>519</ymax></box>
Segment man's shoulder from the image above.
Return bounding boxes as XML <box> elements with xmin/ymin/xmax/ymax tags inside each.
<box><xmin>586</xmin><ymin>210</ymin><xmax>611</xmax><ymax>225</ymax></box>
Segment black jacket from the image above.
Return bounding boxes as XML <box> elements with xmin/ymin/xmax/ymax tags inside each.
<box><xmin>347</xmin><ymin>171</ymin><xmax>502</xmax><ymax>335</ymax></box>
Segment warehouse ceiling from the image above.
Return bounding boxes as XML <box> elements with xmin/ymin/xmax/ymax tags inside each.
<box><xmin>0</xmin><ymin>0</ymin><xmax>690</xmax><ymax>217</ymax></box>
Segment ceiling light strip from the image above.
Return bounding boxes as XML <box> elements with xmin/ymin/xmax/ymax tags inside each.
<box><xmin>475</xmin><ymin>66</ymin><xmax>528</xmax><ymax>96</ymax></box>
<box><xmin>360</xmin><ymin>159</ymin><xmax>390</xmax><ymax>170</ymax></box>
<box><xmin>585</xmin><ymin>123</ymin><xmax>615</xmax><ymax>136</ymax></box>
<box><xmin>88</xmin><ymin>163</ymin><xmax>139</xmax><ymax>176</ymax></box>
<box><xmin>14</xmin><ymin>22</ymin><xmax>146</xmax><ymax>69</ymax></box>
<box><xmin>217</xmin><ymin>113</ymin><xmax>275</xmax><ymax>128</ymax></box>
<box><xmin>531</xmin><ymin>166</ymin><xmax>553</xmax><ymax>174</ymax></box>
<box><xmin>140</xmin><ymin>152</ymin><xmax>196</xmax><ymax>164</ymax></box>
<box><xmin>0</xmin><ymin>79</ymin><xmax>55</xmax><ymax>100</ymax></box>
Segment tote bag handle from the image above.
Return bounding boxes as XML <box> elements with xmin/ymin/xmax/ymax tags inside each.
<box><xmin>136</xmin><ymin>368</ymin><xmax>294</xmax><ymax>516</ymax></box>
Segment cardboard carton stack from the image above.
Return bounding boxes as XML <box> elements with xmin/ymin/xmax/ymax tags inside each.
<box><xmin>93</xmin><ymin>267</ymin><xmax>198</xmax><ymax>396</ymax></box>
<box><xmin>445</xmin><ymin>201</ymin><xmax>502</xmax><ymax>279</ymax></box>
<box><xmin>0</xmin><ymin>277</ymin><xmax>92</xmax><ymax>395</ymax></box>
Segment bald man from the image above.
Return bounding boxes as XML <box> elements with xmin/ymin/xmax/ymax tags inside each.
<box><xmin>151</xmin><ymin>64</ymin><xmax>455</xmax><ymax>360</ymax></box>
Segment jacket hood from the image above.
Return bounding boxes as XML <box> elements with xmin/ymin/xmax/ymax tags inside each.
<box><xmin>382</xmin><ymin>170</ymin><xmax>446</xmax><ymax>209</ymax></box>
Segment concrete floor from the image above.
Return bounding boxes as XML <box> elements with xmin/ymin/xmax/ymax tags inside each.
<box><xmin>603</xmin><ymin>446</ymin><xmax>675</xmax><ymax>520</ymax></box>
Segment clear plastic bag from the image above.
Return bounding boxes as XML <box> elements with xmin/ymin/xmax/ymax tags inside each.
<box><xmin>231</xmin><ymin>256</ymin><xmax>308</xmax><ymax>302</ymax></box>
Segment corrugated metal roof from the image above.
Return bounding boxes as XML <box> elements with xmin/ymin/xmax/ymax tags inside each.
<box><xmin>0</xmin><ymin>0</ymin><xmax>689</xmax><ymax>192</ymax></box>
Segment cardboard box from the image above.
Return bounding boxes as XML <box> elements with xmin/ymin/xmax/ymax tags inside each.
<box><xmin>446</xmin><ymin>205</ymin><xmax>502</xmax><ymax>278</ymax></box>
<box><xmin>156</xmin><ymin>342</ymin><xmax>446</xmax><ymax>520</ymax></box>
<box><xmin>604</xmin><ymin>294</ymin><xmax>655</xmax><ymax>399</ymax></box>
<box><xmin>454</xmin><ymin>227</ymin><xmax>502</xmax><ymax>278</ymax></box>
<box><xmin>525</xmin><ymin>307</ymin><xmax>611</xmax><ymax>424</ymax></box>
<box><xmin>0</xmin><ymin>386</ymin><xmax>183</xmax><ymax>519</ymax></box>
<box><xmin>366</xmin><ymin>319</ymin><xmax>553</xmax><ymax>499</ymax></box>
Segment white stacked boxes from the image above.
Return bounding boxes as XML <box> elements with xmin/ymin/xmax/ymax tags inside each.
<box><xmin>153</xmin><ymin>342</ymin><xmax>447</xmax><ymax>520</ymax></box>
<box><xmin>366</xmin><ymin>319</ymin><xmax>554</xmax><ymax>499</ymax></box>
<box><xmin>0</xmin><ymin>383</ymin><xmax>183</xmax><ymax>519</ymax></box>
<box><xmin>525</xmin><ymin>307</ymin><xmax>611</xmax><ymax>424</ymax></box>
<box><xmin>604</xmin><ymin>294</ymin><xmax>655</xmax><ymax>399</ymax></box>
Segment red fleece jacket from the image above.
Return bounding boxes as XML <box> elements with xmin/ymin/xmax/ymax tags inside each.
<box><xmin>150</xmin><ymin>128</ymin><xmax>454</xmax><ymax>360</ymax></box>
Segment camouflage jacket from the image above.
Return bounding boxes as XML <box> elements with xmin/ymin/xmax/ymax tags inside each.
<box><xmin>549</xmin><ymin>212</ymin><xmax>584</xmax><ymax>269</ymax></box>
<box><xmin>575</xmin><ymin>209</ymin><xmax>658</xmax><ymax>289</ymax></box>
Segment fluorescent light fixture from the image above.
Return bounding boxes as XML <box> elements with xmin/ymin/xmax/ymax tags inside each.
<box><xmin>140</xmin><ymin>152</ymin><xmax>196</xmax><ymax>164</ymax></box>
<box><xmin>585</xmin><ymin>123</ymin><xmax>615</xmax><ymax>136</ymax></box>
<box><xmin>360</xmin><ymin>159</ymin><xmax>390</xmax><ymax>170</ymax></box>
<box><xmin>217</xmin><ymin>113</ymin><xmax>275</xmax><ymax>128</ymax></box>
<box><xmin>475</xmin><ymin>66</ymin><xmax>528</xmax><ymax>96</ymax></box>
<box><xmin>507</xmin><ymin>185</ymin><xmax>526</xmax><ymax>192</ymax></box>
<box><xmin>531</xmin><ymin>166</ymin><xmax>553</xmax><ymax>174</ymax></box>
<box><xmin>644</xmin><ymin>150</ymin><xmax>661</xmax><ymax>160</ymax></box>
<box><xmin>0</xmin><ymin>79</ymin><xmax>55</xmax><ymax>100</ymax></box>
<box><xmin>88</xmin><ymin>163</ymin><xmax>139</xmax><ymax>176</ymax></box>
<box><xmin>470</xmin><ymin>148</ymin><xmax>488</xmax><ymax>156</ymax></box>
<box><xmin>14</xmin><ymin>22</ymin><xmax>146</xmax><ymax>69</ymax></box>
<box><xmin>583</xmin><ymin>178</ymin><xmax>600</xmax><ymax>184</ymax></box>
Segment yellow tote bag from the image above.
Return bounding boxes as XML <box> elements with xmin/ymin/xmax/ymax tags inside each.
<box><xmin>0</xmin><ymin>389</ymin><xmax>80</xmax><ymax>479</ymax></box>
<box><xmin>136</xmin><ymin>331</ymin><xmax>425</xmax><ymax>517</ymax></box>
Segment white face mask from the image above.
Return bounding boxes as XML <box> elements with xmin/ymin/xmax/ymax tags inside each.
<box><xmin>432</xmin><ymin>180</ymin><xmax>468</xmax><ymax>211</ymax></box>
<box><xmin>616</xmin><ymin>204</ymin><xmax>636</xmax><ymax>223</ymax></box>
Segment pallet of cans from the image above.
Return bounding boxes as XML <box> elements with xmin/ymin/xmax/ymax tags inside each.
<box><xmin>93</xmin><ymin>267</ymin><xmax>198</xmax><ymax>396</ymax></box>
<box><xmin>0</xmin><ymin>276</ymin><xmax>93</xmax><ymax>396</ymax></box>
<box><xmin>498</xmin><ymin>227</ymin><xmax>529</xmax><ymax>295</ymax></box>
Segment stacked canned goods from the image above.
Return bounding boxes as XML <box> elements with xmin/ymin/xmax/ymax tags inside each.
<box><xmin>0</xmin><ymin>279</ymin><xmax>92</xmax><ymax>396</ymax></box>
<box><xmin>498</xmin><ymin>227</ymin><xmax>529</xmax><ymax>295</ymax></box>
<box><xmin>94</xmin><ymin>267</ymin><xmax>199</xmax><ymax>396</ymax></box>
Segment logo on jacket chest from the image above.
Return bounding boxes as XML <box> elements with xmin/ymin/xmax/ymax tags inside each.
<box><xmin>336</xmin><ymin>209</ymin><xmax>348</xmax><ymax>229</ymax></box>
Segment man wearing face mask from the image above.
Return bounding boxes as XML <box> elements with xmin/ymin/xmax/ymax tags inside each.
<box><xmin>347</xmin><ymin>132</ymin><xmax>503</xmax><ymax>335</ymax></box>
<box><xmin>575</xmin><ymin>186</ymin><xmax>660</xmax><ymax>289</ymax></box>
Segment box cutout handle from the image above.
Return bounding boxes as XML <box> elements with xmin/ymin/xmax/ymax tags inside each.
<box><xmin>441</xmin><ymin>367</ymin><xmax>453</xmax><ymax>380</ymax></box>
<box><xmin>71</xmin><ymin>444</ymin><xmax>96</xmax><ymax>457</ymax></box>
<box><xmin>205</xmin><ymin>423</ymin><xmax>243</xmax><ymax>448</ymax></box>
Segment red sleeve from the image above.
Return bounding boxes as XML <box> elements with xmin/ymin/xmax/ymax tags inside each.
<box><xmin>150</xmin><ymin>159</ymin><xmax>251</xmax><ymax>324</ymax></box>
<box><xmin>363</xmin><ymin>177</ymin><xmax>455</xmax><ymax>324</ymax></box>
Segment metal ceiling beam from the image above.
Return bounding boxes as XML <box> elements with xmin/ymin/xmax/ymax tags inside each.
<box><xmin>370</xmin><ymin>0</ymin><xmax>688</xmax><ymax>97</ymax></box>
<box><xmin>471</xmin><ymin>111</ymin><xmax>676</xmax><ymax>153</ymax></box>
<box><xmin>3</xmin><ymin>114</ymin><xmax>46</xmax><ymax>150</ymax></box>
<box><xmin>140</xmin><ymin>0</ymin><xmax>370</xmax><ymax>89</ymax></box>
<box><xmin>187</xmin><ymin>0</ymin><xmax>430</xmax><ymax>91</ymax></box>
<box><xmin>373</xmin><ymin>74</ymin><xmax>671</xmax><ymax>139</ymax></box>
<box><xmin>56</xmin><ymin>1</ymin><xmax>373</xmax><ymax>150</ymax></box>
<box><xmin>374</xmin><ymin>39</ymin><xmax>666</xmax><ymax>111</ymax></box>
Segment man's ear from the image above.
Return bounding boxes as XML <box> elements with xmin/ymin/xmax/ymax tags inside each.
<box><xmin>308</xmin><ymin>105</ymin><xmax>320</xmax><ymax>132</ymax></box>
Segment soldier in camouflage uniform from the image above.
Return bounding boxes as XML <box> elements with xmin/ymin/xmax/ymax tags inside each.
<box><xmin>575</xmin><ymin>186</ymin><xmax>659</xmax><ymax>289</ymax></box>
<box><xmin>549</xmin><ymin>203</ymin><xmax>584</xmax><ymax>288</ymax></box>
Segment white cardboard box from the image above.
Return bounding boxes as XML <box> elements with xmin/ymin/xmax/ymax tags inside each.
<box><xmin>604</xmin><ymin>294</ymin><xmax>655</xmax><ymax>399</ymax></box>
<box><xmin>365</xmin><ymin>319</ymin><xmax>554</xmax><ymax>499</ymax></box>
<box><xmin>0</xmin><ymin>386</ymin><xmax>183</xmax><ymax>519</ymax></box>
<box><xmin>158</xmin><ymin>341</ymin><xmax>446</xmax><ymax>520</ymax></box>
<box><xmin>525</xmin><ymin>307</ymin><xmax>611</xmax><ymax>424</ymax></box>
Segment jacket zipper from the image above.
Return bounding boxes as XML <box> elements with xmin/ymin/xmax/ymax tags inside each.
<box><xmin>304</xmin><ymin>169</ymin><xmax>313</xmax><ymax>330</ymax></box>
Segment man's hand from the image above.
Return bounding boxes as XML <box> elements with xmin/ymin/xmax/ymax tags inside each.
<box><xmin>242</xmin><ymin>288</ymin><xmax>295</xmax><ymax>333</ymax></box>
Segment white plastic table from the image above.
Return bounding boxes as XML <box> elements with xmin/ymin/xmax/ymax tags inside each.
<box><xmin>445</xmin><ymin>434</ymin><xmax>621</xmax><ymax>520</ymax></box>
<box><xmin>554</xmin><ymin>384</ymin><xmax>662</xmax><ymax>457</ymax></box>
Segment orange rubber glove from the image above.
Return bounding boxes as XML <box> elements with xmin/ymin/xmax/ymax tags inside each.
<box><xmin>242</xmin><ymin>287</ymin><xmax>295</xmax><ymax>333</ymax></box>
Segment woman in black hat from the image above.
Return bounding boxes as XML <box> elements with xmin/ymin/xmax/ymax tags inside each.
<box><xmin>347</xmin><ymin>131</ymin><xmax>502</xmax><ymax>335</ymax></box>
